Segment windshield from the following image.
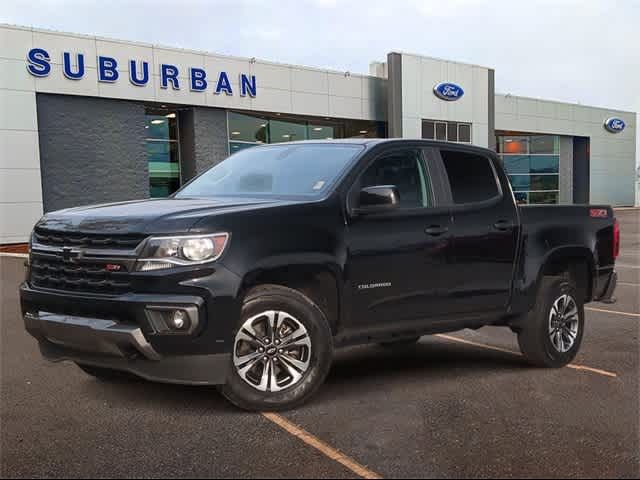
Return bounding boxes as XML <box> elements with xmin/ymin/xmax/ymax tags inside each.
<box><xmin>175</xmin><ymin>143</ymin><xmax>363</xmax><ymax>199</ymax></box>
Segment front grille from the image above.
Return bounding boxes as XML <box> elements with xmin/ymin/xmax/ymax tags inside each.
<box><xmin>30</xmin><ymin>257</ymin><xmax>131</xmax><ymax>296</ymax></box>
<box><xmin>33</xmin><ymin>229</ymin><xmax>145</xmax><ymax>250</ymax></box>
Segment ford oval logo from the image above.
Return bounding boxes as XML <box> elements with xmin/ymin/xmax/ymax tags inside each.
<box><xmin>434</xmin><ymin>82</ymin><xmax>464</xmax><ymax>101</ymax></box>
<box><xmin>604</xmin><ymin>117</ymin><xmax>625</xmax><ymax>133</ymax></box>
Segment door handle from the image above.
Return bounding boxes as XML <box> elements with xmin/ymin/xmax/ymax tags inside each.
<box><xmin>494</xmin><ymin>220</ymin><xmax>515</xmax><ymax>231</ymax></box>
<box><xmin>425</xmin><ymin>225</ymin><xmax>449</xmax><ymax>236</ymax></box>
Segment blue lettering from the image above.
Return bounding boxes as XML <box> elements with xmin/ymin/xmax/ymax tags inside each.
<box><xmin>160</xmin><ymin>64</ymin><xmax>180</xmax><ymax>90</ymax></box>
<box><xmin>26</xmin><ymin>48</ymin><xmax>51</xmax><ymax>77</ymax></box>
<box><xmin>129</xmin><ymin>60</ymin><xmax>149</xmax><ymax>86</ymax></box>
<box><xmin>62</xmin><ymin>52</ymin><xmax>85</xmax><ymax>80</ymax></box>
<box><xmin>215</xmin><ymin>71</ymin><xmax>233</xmax><ymax>95</ymax></box>
<box><xmin>98</xmin><ymin>56</ymin><xmax>119</xmax><ymax>82</ymax></box>
<box><xmin>240</xmin><ymin>74</ymin><xmax>256</xmax><ymax>97</ymax></box>
<box><xmin>190</xmin><ymin>68</ymin><xmax>207</xmax><ymax>92</ymax></box>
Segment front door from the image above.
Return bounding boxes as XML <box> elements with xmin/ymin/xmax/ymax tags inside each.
<box><xmin>345</xmin><ymin>147</ymin><xmax>454</xmax><ymax>331</ymax></box>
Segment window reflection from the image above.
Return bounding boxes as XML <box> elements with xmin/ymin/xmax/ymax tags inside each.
<box><xmin>227</xmin><ymin>111</ymin><xmax>385</xmax><ymax>152</ymax></box>
<box><xmin>497</xmin><ymin>134</ymin><xmax>560</xmax><ymax>205</ymax></box>
<box><xmin>146</xmin><ymin>109</ymin><xmax>180</xmax><ymax>198</ymax></box>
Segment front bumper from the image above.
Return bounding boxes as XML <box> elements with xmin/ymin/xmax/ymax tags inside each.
<box><xmin>23</xmin><ymin>310</ymin><xmax>230</xmax><ymax>385</ymax></box>
<box><xmin>20</xmin><ymin>282</ymin><xmax>234</xmax><ymax>385</ymax></box>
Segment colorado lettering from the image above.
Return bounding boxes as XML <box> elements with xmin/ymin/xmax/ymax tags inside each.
<box><xmin>26</xmin><ymin>48</ymin><xmax>257</xmax><ymax>97</ymax></box>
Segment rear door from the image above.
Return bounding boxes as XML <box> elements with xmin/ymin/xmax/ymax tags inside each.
<box><xmin>437</xmin><ymin>146</ymin><xmax>520</xmax><ymax>314</ymax></box>
<box><xmin>344</xmin><ymin>145</ymin><xmax>455</xmax><ymax>330</ymax></box>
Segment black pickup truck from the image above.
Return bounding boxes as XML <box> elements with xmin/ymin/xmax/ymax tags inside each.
<box><xmin>21</xmin><ymin>139</ymin><xmax>619</xmax><ymax>411</ymax></box>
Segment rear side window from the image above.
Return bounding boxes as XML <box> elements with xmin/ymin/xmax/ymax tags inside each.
<box><xmin>440</xmin><ymin>149</ymin><xmax>500</xmax><ymax>204</ymax></box>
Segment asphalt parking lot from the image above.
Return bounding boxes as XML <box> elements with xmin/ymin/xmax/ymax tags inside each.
<box><xmin>1</xmin><ymin>209</ymin><xmax>638</xmax><ymax>478</ymax></box>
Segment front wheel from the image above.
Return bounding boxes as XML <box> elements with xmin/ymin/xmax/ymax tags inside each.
<box><xmin>220</xmin><ymin>284</ymin><xmax>333</xmax><ymax>411</ymax></box>
<box><xmin>517</xmin><ymin>276</ymin><xmax>585</xmax><ymax>368</ymax></box>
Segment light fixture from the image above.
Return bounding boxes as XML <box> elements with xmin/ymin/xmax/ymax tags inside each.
<box><xmin>326</xmin><ymin>137</ymin><xmax>333</xmax><ymax>140</ymax></box>
<box><xmin>144</xmin><ymin>126</ymin><xmax>149</xmax><ymax>129</ymax></box>
<box><xmin>151</xmin><ymin>119</ymin><xmax>165</xmax><ymax>125</ymax></box>
<box><xmin>165</xmin><ymin>113</ymin><xmax>176</xmax><ymax>119</ymax></box>
<box><xmin>313</xmin><ymin>127</ymin><xmax>323</xmax><ymax>131</ymax></box>
<box><xmin>282</xmin><ymin>134</ymin><xmax>291</xmax><ymax>138</ymax></box>
<box><xmin>231</xmin><ymin>131</ymin><xmax>241</xmax><ymax>135</ymax></box>
<box><xmin>260</xmin><ymin>123</ymin><xmax>267</xmax><ymax>127</ymax></box>
<box><xmin>359</xmin><ymin>130</ymin><xmax>368</xmax><ymax>134</ymax></box>
<box><xmin>171</xmin><ymin>310</ymin><xmax>188</xmax><ymax>330</ymax></box>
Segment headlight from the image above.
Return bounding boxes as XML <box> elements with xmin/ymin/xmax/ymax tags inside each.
<box><xmin>136</xmin><ymin>233</ymin><xmax>229</xmax><ymax>271</ymax></box>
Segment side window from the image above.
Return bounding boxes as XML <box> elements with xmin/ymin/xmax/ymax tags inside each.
<box><xmin>440</xmin><ymin>149</ymin><xmax>500</xmax><ymax>204</ymax></box>
<box><xmin>360</xmin><ymin>150</ymin><xmax>432</xmax><ymax>208</ymax></box>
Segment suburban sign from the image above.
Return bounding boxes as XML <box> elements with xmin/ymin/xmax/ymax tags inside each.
<box><xmin>26</xmin><ymin>48</ymin><xmax>257</xmax><ymax>97</ymax></box>
<box><xmin>433</xmin><ymin>82</ymin><xmax>464</xmax><ymax>101</ymax></box>
<box><xmin>604</xmin><ymin>117</ymin><xmax>626</xmax><ymax>133</ymax></box>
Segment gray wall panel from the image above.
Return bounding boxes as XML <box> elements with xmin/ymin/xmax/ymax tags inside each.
<box><xmin>193</xmin><ymin>107</ymin><xmax>228</xmax><ymax>174</ymax></box>
<box><xmin>559</xmin><ymin>136</ymin><xmax>574</xmax><ymax>204</ymax></box>
<box><xmin>36</xmin><ymin>93</ymin><xmax>148</xmax><ymax>212</ymax></box>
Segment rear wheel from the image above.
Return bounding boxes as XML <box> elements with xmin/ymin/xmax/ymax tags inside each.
<box><xmin>517</xmin><ymin>276</ymin><xmax>585</xmax><ymax>368</ymax></box>
<box><xmin>220</xmin><ymin>284</ymin><xmax>333</xmax><ymax>411</ymax></box>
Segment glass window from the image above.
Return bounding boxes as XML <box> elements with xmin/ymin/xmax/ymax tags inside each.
<box><xmin>503</xmin><ymin>155</ymin><xmax>530</xmax><ymax>174</ymax></box>
<box><xmin>360</xmin><ymin>150</ymin><xmax>432</xmax><ymax>208</ymax></box>
<box><xmin>435</xmin><ymin>123</ymin><xmax>447</xmax><ymax>141</ymax></box>
<box><xmin>497</xmin><ymin>134</ymin><xmax>560</xmax><ymax>205</ymax></box>
<box><xmin>308</xmin><ymin>124</ymin><xmax>336</xmax><ymax>140</ymax></box>
<box><xmin>500</xmin><ymin>136</ymin><xmax>529</xmax><ymax>154</ymax></box>
<box><xmin>270</xmin><ymin>119</ymin><xmax>307</xmax><ymax>143</ymax></box>
<box><xmin>228</xmin><ymin>112</ymin><xmax>269</xmax><ymax>143</ymax></box>
<box><xmin>146</xmin><ymin>110</ymin><xmax>180</xmax><ymax>198</ymax></box>
<box><xmin>529</xmin><ymin>192</ymin><xmax>559</xmax><ymax>204</ymax></box>
<box><xmin>530</xmin><ymin>135</ymin><xmax>559</xmax><ymax>154</ymax></box>
<box><xmin>530</xmin><ymin>175</ymin><xmax>559</xmax><ymax>191</ymax></box>
<box><xmin>530</xmin><ymin>155</ymin><xmax>559</xmax><ymax>173</ymax></box>
<box><xmin>514</xmin><ymin>192</ymin><xmax>528</xmax><ymax>205</ymax></box>
<box><xmin>227</xmin><ymin>111</ymin><xmax>384</xmax><ymax>151</ymax></box>
<box><xmin>441</xmin><ymin>149</ymin><xmax>499</xmax><ymax>204</ymax></box>
<box><xmin>176</xmin><ymin>144</ymin><xmax>364</xmax><ymax>199</ymax></box>
<box><xmin>508</xmin><ymin>175</ymin><xmax>530</xmax><ymax>192</ymax></box>
<box><xmin>458</xmin><ymin>124</ymin><xmax>471</xmax><ymax>143</ymax></box>
<box><xmin>447</xmin><ymin>122</ymin><xmax>458</xmax><ymax>142</ymax></box>
<box><xmin>422</xmin><ymin>121</ymin><xmax>435</xmax><ymax>140</ymax></box>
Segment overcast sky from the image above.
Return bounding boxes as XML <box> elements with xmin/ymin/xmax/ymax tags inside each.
<box><xmin>2</xmin><ymin>0</ymin><xmax>639</xmax><ymax>165</ymax></box>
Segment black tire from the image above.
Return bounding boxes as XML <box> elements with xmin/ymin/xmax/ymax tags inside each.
<box><xmin>379</xmin><ymin>336</ymin><xmax>421</xmax><ymax>348</ymax></box>
<box><xmin>517</xmin><ymin>276</ymin><xmax>585</xmax><ymax>368</ymax></box>
<box><xmin>76</xmin><ymin>363</ymin><xmax>136</xmax><ymax>382</ymax></box>
<box><xmin>220</xmin><ymin>284</ymin><xmax>333</xmax><ymax>411</ymax></box>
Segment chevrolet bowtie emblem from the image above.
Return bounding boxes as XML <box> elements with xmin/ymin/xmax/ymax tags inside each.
<box><xmin>60</xmin><ymin>247</ymin><xmax>79</xmax><ymax>262</ymax></box>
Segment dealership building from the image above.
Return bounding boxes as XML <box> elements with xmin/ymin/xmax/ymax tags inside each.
<box><xmin>0</xmin><ymin>23</ymin><xmax>637</xmax><ymax>245</ymax></box>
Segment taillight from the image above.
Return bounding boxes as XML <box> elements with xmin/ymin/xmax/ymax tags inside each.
<box><xmin>613</xmin><ymin>218</ymin><xmax>620</xmax><ymax>259</ymax></box>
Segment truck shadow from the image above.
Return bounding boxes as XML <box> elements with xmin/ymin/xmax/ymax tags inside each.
<box><xmin>80</xmin><ymin>338</ymin><xmax>527</xmax><ymax>413</ymax></box>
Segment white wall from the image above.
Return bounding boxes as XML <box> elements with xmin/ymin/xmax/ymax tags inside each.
<box><xmin>495</xmin><ymin>95</ymin><xmax>637</xmax><ymax>206</ymax></box>
<box><xmin>0</xmin><ymin>25</ymin><xmax>43</xmax><ymax>244</ymax></box>
<box><xmin>399</xmin><ymin>53</ymin><xmax>490</xmax><ymax>147</ymax></box>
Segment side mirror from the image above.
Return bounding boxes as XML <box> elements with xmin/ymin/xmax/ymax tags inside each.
<box><xmin>354</xmin><ymin>185</ymin><xmax>400</xmax><ymax>215</ymax></box>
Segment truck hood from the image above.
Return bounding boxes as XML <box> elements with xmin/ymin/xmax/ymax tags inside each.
<box><xmin>36</xmin><ymin>197</ymin><xmax>299</xmax><ymax>235</ymax></box>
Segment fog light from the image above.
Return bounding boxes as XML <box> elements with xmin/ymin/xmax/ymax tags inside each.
<box><xmin>171</xmin><ymin>310</ymin><xmax>189</xmax><ymax>330</ymax></box>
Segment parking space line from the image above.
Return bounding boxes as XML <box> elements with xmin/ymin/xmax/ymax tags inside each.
<box><xmin>586</xmin><ymin>307</ymin><xmax>640</xmax><ymax>318</ymax></box>
<box><xmin>618</xmin><ymin>282</ymin><xmax>640</xmax><ymax>287</ymax></box>
<box><xmin>262</xmin><ymin>412</ymin><xmax>383</xmax><ymax>479</ymax></box>
<box><xmin>434</xmin><ymin>334</ymin><xmax>618</xmax><ymax>378</ymax></box>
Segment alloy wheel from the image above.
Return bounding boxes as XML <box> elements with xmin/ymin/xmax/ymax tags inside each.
<box><xmin>233</xmin><ymin>310</ymin><xmax>312</xmax><ymax>392</ymax></box>
<box><xmin>548</xmin><ymin>294</ymin><xmax>579</xmax><ymax>353</ymax></box>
